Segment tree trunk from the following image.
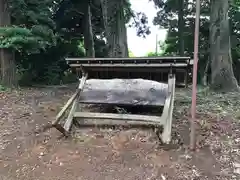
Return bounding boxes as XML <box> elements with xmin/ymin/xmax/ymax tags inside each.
<box><xmin>178</xmin><ymin>0</ymin><xmax>185</xmax><ymax>56</ymax></box>
<box><xmin>100</xmin><ymin>0</ymin><xmax>129</xmax><ymax>58</ymax></box>
<box><xmin>209</xmin><ymin>0</ymin><xmax>239</xmax><ymax>91</ymax></box>
<box><xmin>83</xmin><ymin>0</ymin><xmax>95</xmax><ymax>57</ymax></box>
<box><xmin>0</xmin><ymin>50</ymin><xmax>16</xmax><ymax>87</ymax></box>
<box><xmin>0</xmin><ymin>0</ymin><xmax>17</xmax><ymax>87</ymax></box>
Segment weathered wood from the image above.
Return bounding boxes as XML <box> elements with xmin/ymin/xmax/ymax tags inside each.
<box><xmin>73</xmin><ymin>112</ymin><xmax>164</xmax><ymax>124</ymax></box>
<box><xmin>69</xmin><ymin>63</ymin><xmax>189</xmax><ymax>68</ymax></box>
<box><xmin>161</xmin><ymin>75</ymin><xmax>175</xmax><ymax>143</ymax></box>
<box><xmin>74</xmin><ymin>118</ymin><xmax>161</xmax><ymax>126</ymax></box>
<box><xmin>66</xmin><ymin>56</ymin><xmax>191</xmax><ymax>61</ymax></box>
<box><xmin>63</xmin><ymin>94</ymin><xmax>79</xmax><ymax>133</ymax></box>
<box><xmin>52</xmin><ymin>73</ymin><xmax>88</xmax><ymax>126</ymax></box>
<box><xmin>67</xmin><ymin>57</ymin><xmax>193</xmax><ymax>86</ymax></box>
<box><xmin>73</xmin><ymin>68</ymin><xmax>187</xmax><ymax>73</ymax></box>
<box><xmin>58</xmin><ymin>56</ymin><xmax>180</xmax><ymax>144</ymax></box>
<box><xmin>79</xmin><ymin>79</ymin><xmax>168</xmax><ymax>106</ymax></box>
<box><xmin>52</xmin><ymin>91</ymin><xmax>78</xmax><ymax>125</ymax></box>
<box><xmin>55</xmin><ymin>75</ymin><xmax>176</xmax><ymax>144</ymax></box>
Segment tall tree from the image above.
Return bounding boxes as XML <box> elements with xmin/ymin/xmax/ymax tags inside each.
<box><xmin>178</xmin><ymin>0</ymin><xmax>185</xmax><ymax>56</ymax></box>
<box><xmin>209</xmin><ymin>0</ymin><xmax>239</xmax><ymax>91</ymax></box>
<box><xmin>0</xmin><ymin>0</ymin><xmax>17</xmax><ymax>87</ymax></box>
<box><xmin>100</xmin><ymin>0</ymin><xmax>129</xmax><ymax>57</ymax></box>
<box><xmin>0</xmin><ymin>0</ymin><xmax>151</xmax><ymax>85</ymax></box>
<box><xmin>82</xmin><ymin>0</ymin><xmax>95</xmax><ymax>57</ymax></box>
<box><xmin>153</xmin><ymin>0</ymin><xmax>240</xmax><ymax>86</ymax></box>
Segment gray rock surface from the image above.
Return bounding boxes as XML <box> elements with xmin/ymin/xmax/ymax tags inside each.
<box><xmin>79</xmin><ymin>79</ymin><xmax>168</xmax><ymax>106</ymax></box>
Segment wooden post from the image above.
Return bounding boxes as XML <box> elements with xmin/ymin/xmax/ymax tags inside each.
<box><xmin>161</xmin><ymin>74</ymin><xmax>175</xmax><ymax>143</ymax></box>
<box><xmin>63</xmin><ymin>94</ymin><xmax>80</xmax><ymax>134</ymax></box>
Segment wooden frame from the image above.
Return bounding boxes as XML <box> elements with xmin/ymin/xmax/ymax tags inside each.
<box><xmin>49</xmin><ymin>56</ymin><xmax>193</xmax><ymax>144</ymax></box>
<box><xmin>51</xmin><ymin>67</ymin><xmax>176</xmax><ymax>144</ymax></box>
<box><xmin>74</xmin><ymin>74</ymin><xmax>175</xmax><ymax>143</ymax></box>
<box><xmin>66</xmin><ymin>57</ymin><xmax>192</xmax><ymax>88</ymax></box>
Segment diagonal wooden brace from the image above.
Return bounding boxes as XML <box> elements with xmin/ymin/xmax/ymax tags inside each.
<box><xmin>51</xmin><ymin>73</ymin><xmax>88</xmax><ymax>134</ymax></box>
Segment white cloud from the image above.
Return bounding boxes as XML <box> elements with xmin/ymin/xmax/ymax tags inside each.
<box><xmin>127</xmin><ymin>0</ymin><xmax>167</xmax><ymax>57</ymax></box>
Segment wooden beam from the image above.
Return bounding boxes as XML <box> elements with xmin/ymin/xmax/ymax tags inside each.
<box><xmin>74</xmin><ymin>119</ymin><xmax>162</xmax><ymax>126</ymax></box>
<box><xmin>75</xmin><ymin>68</ymin><xmax>188</xmax><ymax>73</ymax></box>
<box><xmin>66</xmin><ymin>56</ymin><xmax>191</xmax><ymax>61</ymax></box>
<box><xmin>69</xmin><ymin>63</ymin><xmax>189</xmax><ymax>68</ymax></box>
<box><xmin>73</xmin><ymin>112</ymin><xmax>164</xmax><ymax>124</ymax></box>
<box><xmin>52</xmin><ymin>73</ymin><xmax>88</xmax><ymax>126</ymax></box>
<box><xmin>161</xmin><ymin>74</ymin><xmax>175</xmax><ymax>143</ymax></box>
<box><xmin>63</xmin><ymin>94</ymin><xmax>79</xmax><ymax>133</ymax></box>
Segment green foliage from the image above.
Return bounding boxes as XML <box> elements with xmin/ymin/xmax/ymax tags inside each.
<box><xmin>3</xmin><ymin>0</ymin><xmax>57</xmax><ymax>53</ymax></box>
<box><xmin>9</xmin><ymin>0</ymin><xmax>56</xmax><ymax>27</ymax></box>
<box><xmin>145</xmin><ymin>40</ymin><xmax>167</xmax><ymax>57</ymax></box>
<box><xmin>0</xmin><ymin>0</ymin><xmax>150</xmax><ymax>85</ymax></box>
<box><xmin>146</xmin><ymin>52</ymin><xmax>161</xmax><ymax>57</ymax></box>
<box><xmin>153</xmin><ymin>0</ymin><xmax>240</xmax><ymax>84</ymax></box>
<box><xmin>153</xmin><ymin>0</ymin><xmax>210</xmax><ymax>57</ymax></box>
<box><xmin>0</xmin><ymin>26</ymin><xmax>56</xmax><ymax>53</ymax></box>
<box><xmin>0</xmin><ymin>0</ymin><xmax>84</xmax><ymax>85</ymax></box>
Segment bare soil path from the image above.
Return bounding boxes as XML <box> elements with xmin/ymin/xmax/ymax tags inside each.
<box><xmin>0</xmin><ymin>86</ymin><xmax>239</xmax><ymax>180</ymax></box>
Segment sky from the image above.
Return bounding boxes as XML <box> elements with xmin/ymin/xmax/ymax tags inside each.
<box><xmin>127</xmin><ymin>0</ymin><xmax>167</xmax><ymax>57</ymax></box>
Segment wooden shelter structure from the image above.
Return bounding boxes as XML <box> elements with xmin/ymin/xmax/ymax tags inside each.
<box><xmin>51</xmin><ymin>56</ymin><xmax>193</xmax><ymax>144</ymax></box>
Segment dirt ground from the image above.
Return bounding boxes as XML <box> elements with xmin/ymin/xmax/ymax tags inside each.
<box><xmin>0</xmin><ymin>85</ymin><xmax>240</xmax><ymax>180</ymax></box>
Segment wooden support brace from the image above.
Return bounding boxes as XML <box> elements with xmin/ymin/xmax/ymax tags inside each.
<box><xmin>52</xmin><ymin>91</ymin><xmax>78</xmax><ymax>126</ymax></box>
<box><xmin>73</xmin><ymin>112</ymin><xmax>165</xmax><ymax>125</ymax></box>
<box><xmin>74</xmin><ymin>118</ymin><xmax>161</xmax><ymax>127</ymax></box>
<box><xmin>64</xmin><ymin>73</ymin><xmax>88</xmax><ymax>134</ymax></box>
<box><xmin>51</xmin><ymin>73</ymin><xmax>88</xmax><ymax>128</ymax></box>
<box><xmin>161</xmin><ymin>74</ymin><xmax>175</xmax><ymax>143</ymax></box>
<box><xmin>63</xmin><ymin>94</ymin><xmax>79</xmax><ymax>135</ymax></box>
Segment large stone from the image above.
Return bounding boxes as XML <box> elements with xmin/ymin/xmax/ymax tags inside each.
<box><xmin>79</xmin><ymin>79</ymin><xmax>168</xmax><ymax>106</ymax></box>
